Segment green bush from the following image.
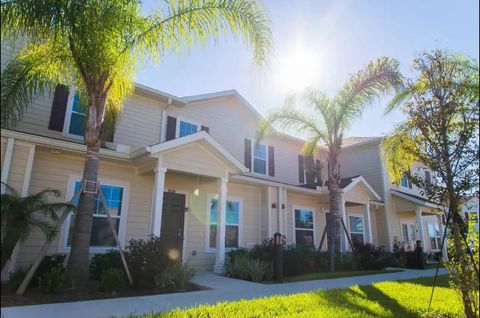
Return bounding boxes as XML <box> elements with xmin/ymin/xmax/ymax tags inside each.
<box><xmin>7</xmin><ymin>267</ymin><xmax>27</xmax><ymax>291</ymax></box>
<box><xmin>33</xmin><ymin>254</ymin><xmax>66</xmax><ymax>287</ymax></box>
<box><xmin>90</xmin><ymin>250</ymin><xmax>123</xmax><ymax>280</ymax></box>
<box><xmin>38</xmin><ymin>265</ymin><xmax>65</xmax><ymax>293</ymax></box>
<box><xmin>226</xmin><ymin>254</ymin><xmax>273</xmax><ymax>282</ymax></box>
<box><xmin>352</xmin><ymin>241</ymin><xmax>390</xmax><ymax>270</ymax></box>
<box><xmin>125</xmin><ymin>236</ymin><xmax>170</xmax><ymax>289</ymax></box>
<box><xmin>99</xmin><ymin>268</ymin><xmax>126</xmax><ymax>293</ymax></box>
<box><xmin>283</xmin><ymin>245</ymin><xmax>322</xmax><ymax>276</ymax></box>
<box><xmin>155</xmin><ymin>261</ymin><xmax>195</xmax><ymax>290</ymax></box>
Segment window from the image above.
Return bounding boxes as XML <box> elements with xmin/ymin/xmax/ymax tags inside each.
<box><xmin>253</xmin><ymin>143</ymin><xmax>267</xmax><ymax>175</ymax></box>
<box><xmin>402</xmin><ymin>223</ymin><xmax>417</xmax><ymax>243</ymax></box>
<box><xmin>63</xmin><ymin>179</ymin><xmax>127</xmax><ymax>251</ymax></box>
<box><xmin>427</xmin><ymin>223</ymin><xmax>441</xmax><ymax>250</ymax></box>
<box><xmin>294</xmin><ymin>208</ymin><xmax>314</xmax><ymax>246</ymax></box>
<box><xmin>349</xmin><ymin>216</ymin><xmax>364</xmax><ymax>244</ymax></box>
<box><xmin>400</xmin><ymin>173</ymin><xmax>411</xmax><ymax>188</ymax></box>
<box><xmin>67</xmin><ymin>94</ymin><xmax>87</xmax><ymax>137</ymax></box>
<box><xmin>178</xmin><ymin>120</ymin><xmax>198</xmax><ymax>138</ymax></box>
<box><xmin>425</xmin><ymin>171</ymin><xmax>431</xmax><ymax>184</ymax></box>
<box><xmin>208</xmin><ymin>197</ymin><xmax>241</xmax><ymax>250</ymax></box>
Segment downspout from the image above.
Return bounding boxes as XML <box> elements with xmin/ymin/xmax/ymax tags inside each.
<box><xmin>160</xmin><ymin>98</ymin><xmax>172</xmax><ymax>143</ymax></box>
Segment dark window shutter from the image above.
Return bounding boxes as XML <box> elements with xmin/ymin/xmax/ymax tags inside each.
<box><xmin>48</xmin><ymin>85</ymin><xmax>70</xmax><ymax>132</ymax></box>
<box><xmin>305</xmin><ymin>155</ymin><xmax>315</xmax><ymax>185</ymax></box>
<box><xmin>315</xmin><ymin>159</ymin><xmax>322</xmax><ymax>185</ymax></box>
<box><xmin>268</xmin><ymin>146</ymin><xmax>275</xmax><ymax>177</ymax></box>
<box><xmin>298</xmin><ymin>155</ymin><xmax>305</xmax><ymax>183</ymax></box>
<box><xmin>201</xmin><ymin>125</ymin><xmax>209</xmax><ymax>134</ymax></box>
<box><xmin>407</xmin><ymin>171</ymin><xmax>413</xmax><ymax>189</ymax></box>
<box><xmin>103</xmin><ymin>126</ymin><xmax>115</xmax><ymax>143</ymax></box>
<box><xmin>166</xmin><ymin>116</ymin><xmax>177</xmax><ymax>141</ymax></box>
<box><xmin>244</xmin><ymin>139</ymin><xmax>252</xmax><ymax>171</ymax></box>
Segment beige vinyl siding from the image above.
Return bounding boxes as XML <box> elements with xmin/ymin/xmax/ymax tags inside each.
<box><xmin>375</xmin><ymin>206</ymin><xmax>389</xmax><ymax>246</ymax></box>
<box><xmin>339</xmin><ymin>142</ymin><xmax>384</xmax><ymax>198</ymax></box>
<box><xmin>4</xmin><ymin>143</ymin><xmax>31</xmax><ymax>192</ymax></box>
<box><xmin>15</xmin><ymin>148</ymin><xmax>154</xmax><ymax>270</ymax></box>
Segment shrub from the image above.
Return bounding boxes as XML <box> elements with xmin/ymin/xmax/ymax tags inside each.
<box><xmin>7</xmin><ymin>267</ymin><xmax>27</xmax><ymax>291</ymax></box>
<box><xmin>99</xmin><ymin>268</ymin><xmax>126</xmax><ymax>293</ymax></box>
<box><xmin>353</xmin><ymin>241</ymin><xmax>390</xmax><ymax>270</ymax></box>
<box><xmin>283</xmin><ymin>245</ymin><xmax>320</xmax><ymax>276</ymax></box>
<box><xmin>250</xmin><ymin>237</ymin><xmax>279</xmax><ymax>262</ymax></box>
<box><xmin>225</xmin><ymin>254</ymin><xmax>272</xmax><ymax>282</ymax></box>
<box><xmin>125</xmin><ymin>236</ymin><xmax>170</xmax><ymax>289</ymax></box>
<box><xmin>38</xmin><ymin>265</ymin><xmax>65</xmax><ymax>293</ymax></box>
<box><xmin>90</xmin><ymin>250</ymin><xmax>123</xmax><ymax>280</ymax></box>
<box><xmin>33</xmin><ymin>254</ymin><xmax>66</xmax><ymax>288</ymax></box>
<box><xmin>155</xmin><ymin>261</ymin><xmax>195</xmax><ymax>290</ymax></box>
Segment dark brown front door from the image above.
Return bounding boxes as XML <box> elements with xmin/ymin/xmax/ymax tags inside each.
<box><xmin>160</xmin><ymin>192</ymin><xmax>186</xmax><ymax>261</ymax></box>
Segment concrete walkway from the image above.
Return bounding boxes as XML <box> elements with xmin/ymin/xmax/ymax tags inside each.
<box><xmin>1</xmin><ymin>268</ymin><xmax>448</xmax><ymax>318</ymax></box>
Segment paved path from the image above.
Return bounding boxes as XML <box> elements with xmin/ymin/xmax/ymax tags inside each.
<box><xmin>1</xmin><ymin>268</ymin><xmax>448</xmax><ymax>318</ymax></box>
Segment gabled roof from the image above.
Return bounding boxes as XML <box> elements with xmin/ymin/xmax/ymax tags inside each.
<box><xmin>146</xmin><ymin>131</ymin><xmax>247</xmax><ymax>174</ymax></box>
<box><xmin>391</xmin><ymin>190</ymin><xmax>441</xmax><ymax>209</ymax></box>
<box><xmin>341</xmin><ymin>176</ymin><xmax>382</xmax><ymax>201</ymax></box>
<box><xmin>342</xmin><ymin>136</ymin><xmax>383</xmax><ymax>149</ymax></box>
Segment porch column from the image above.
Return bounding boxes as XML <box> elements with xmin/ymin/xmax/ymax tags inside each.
<box><xmin>151</xmin><ymin>160</ymin><xmax>167</xmax><ymax>237</ymax></box>
<box><xmin>415</xmin><ymin>207</ymin><xmax>425</xmax><ymax>247</ymax></box>
<box><xmin>214</xmin><ymin>176</ymin><xmax>228</xmax><ymax>273</ymax></box>
<box><xmin>340</xmin><ymin>195</ymin><xmax>348</xmax><ymax>252</ymax></box>
<box><xmin>1</xmin><ymin>137</ymin><xmax>14</xmax><ymax>193</ymax></box>
<box><xmin>364</xmin><ymin>202</ymin><xmax>373</xmax><ymax>243</ymax></box>
<box><xmin>277</xmin><ymin>186</ymin><xmax>284</xmax><ymax>234</ymax></box>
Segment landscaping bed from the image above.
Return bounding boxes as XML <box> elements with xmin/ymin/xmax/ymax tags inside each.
<box><xmin>133</xmin><ymin>275</ymin><xmax>463</xmax><ymax>318</ymax></box>
<box><xmin>263</xmin><ymin>269</ymin><xmax>403</xmax><ymax>284</ymax></box>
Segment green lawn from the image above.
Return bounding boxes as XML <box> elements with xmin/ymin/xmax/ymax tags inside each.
<box><xmin>133</xmin><ymin>275</ymin><xmax>464</xmax><ymax>318</ymax></box>
<box><xmin>267</xmin><ymin>269</ymin><xmax>403</xmax><ymax>283</ymax></box>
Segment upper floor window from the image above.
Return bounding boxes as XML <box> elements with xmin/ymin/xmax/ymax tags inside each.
<box><xmin>253</xmin><ymin>143</ymin><xmax>267</xmax><ymax>174</ymax></box>
<box><xmin>294</xmin><ymin>208</ymin><xmax>314</xmax><ymax>246</ymax></box>
<box><xmin>349</xmin><ymin>216</ymin><xmax>364</xmax><ymax>244</ymax></box>
<box><xmin>424</xmin><ymin>171</ymin><xmax>431</xmax><ymax>184</ymax></box>
<box><xmin>400</xmin><ymin>172</ymin><xmax>412</xmax><ymax>189</ymax></box>
<box><xmin>65</xmin><ymin>93</ymin><xmax>87</xmax><ymax>138</ymax></box>
<box><xmin>177</xmin><ymin>119</ymin><xmax>198</xmax><ymax>138</ymax></box>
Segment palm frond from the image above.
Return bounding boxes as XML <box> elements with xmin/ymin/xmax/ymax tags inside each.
<box><xmin>132</xmin><ymin>0</ymin><xmax>272</xmax><ymax>68</ymax></box>
<box><xmin>301</xmin><ymin>135</ymin><xmax>322</xmax><ymax>157</ymax></box>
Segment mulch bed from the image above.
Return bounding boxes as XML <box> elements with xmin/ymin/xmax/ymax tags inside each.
<box><xmin>1</xmin><ymin>281</ymin><xmax>208</xmax><ymax>307</ymax></box>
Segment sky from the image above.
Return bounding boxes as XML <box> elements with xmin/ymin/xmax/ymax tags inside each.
<box><xmin>136</xmin><ymin>0</ymin><xmax>479</xmax><ymax>138</ymax></box>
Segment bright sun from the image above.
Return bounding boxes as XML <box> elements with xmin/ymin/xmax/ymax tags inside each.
<box><xmin>275</xmin><ymin>42</ymin><xmax>320</xmax><ymax>92</ymax></box>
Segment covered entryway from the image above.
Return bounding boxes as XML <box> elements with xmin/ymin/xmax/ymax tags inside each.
<box><xmin>159</xmin><ymin>192</ymin><xmax>186</xmax><ymax>261</ymax></box>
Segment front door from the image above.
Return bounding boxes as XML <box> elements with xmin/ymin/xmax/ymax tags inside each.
<box><xmin>160</xmin><ymin>192</ymin><xmax>186</xmax><ymax>260</ymax></box>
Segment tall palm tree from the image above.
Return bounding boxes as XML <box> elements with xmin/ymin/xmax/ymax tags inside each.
<box><xmin>259</xmin><ymin>57</ymin><xmax>402</xmax><ymax>271</ymax></box>
<box><xmin>1</xmin><ymin>184</ymin><xmax>75</xmax><ymax>271</ymax></box>
<box><xmin>1</xmin><ymin>0</ymin><xmax>271</xmax><ymax>287</ymax></box>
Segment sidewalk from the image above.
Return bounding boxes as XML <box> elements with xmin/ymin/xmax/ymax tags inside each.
<box><xmin>1</xmin><ymin>268</ymin><xmax>448</xmax><ymax>318</ymax></box>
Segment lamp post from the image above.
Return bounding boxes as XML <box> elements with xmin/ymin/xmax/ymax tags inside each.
<box><xmin>274</xmin><ymin>232</ymin><xmax>284</xmax><ymax>282</ymax></box>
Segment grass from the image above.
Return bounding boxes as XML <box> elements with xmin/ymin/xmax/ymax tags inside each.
<box><xmin>131</xmin><ymin>275</ymin><xmax>464</xmax><ymax>318</ymax></box>
<box><xmin>266</xmin><ymin>269</ymin><xmax>403</xmax><ymax>284</ymax></box>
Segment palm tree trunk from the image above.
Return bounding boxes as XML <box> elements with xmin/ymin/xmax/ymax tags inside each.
<box><xmin>66</xmin><ymin>90</ymin><xmax>106</xmax><ymax>288</ymax></box>
<box><xmin>327</xmin><ymin>147</ymin><xmax>342</xmax><ymax>272</ymax></box>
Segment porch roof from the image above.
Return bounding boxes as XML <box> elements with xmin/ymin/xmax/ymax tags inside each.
<box><xmin>391</xmin><ymin>190</ymin><xmax>441</xmax><ymax>209</ymax></box>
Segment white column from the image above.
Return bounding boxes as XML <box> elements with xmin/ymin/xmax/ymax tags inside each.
<box><xmin>438</xmin><ymin>215</ymin><xmax>448</xmax><ymax>260</ymax></box>
<box><xmin>214</xmin><ymin>177</ymin><xmax>228</xmax><ymax>273</ymax></box>
<box><xmin>415</xmin><ymin>207</ymin><xmax>424</xmax><ymax>247</ymax></box>
<box><xmin>277</xmin><ymin>186</ymin><xmax>283</xmax><ymax>234</ymax></box>
<box><xmin>267</xmin><ymin>186</ymin><xmax>272</xmax><ymax>238</ymax></box>
<box><xmin>364</xmin><ymin>202</ymin><xmax>373</xmax><ymax>243</ymax></box>
<box><xmin>340</xmin><ymin>195</ymin><xmax>348</xmax><ymax>252</ymax></box>
<box><xmin>1</xmin><ymin>137</ymin><xmax>15</xmax><ymax>193</ymax></box>
<box><xmin>151</xmin><ymin>161</ymin><xmax>167</xmax><ymax>237</ymax></box>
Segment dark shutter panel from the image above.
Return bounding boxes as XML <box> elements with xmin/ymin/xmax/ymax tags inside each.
<box><xmin>298</xmin><ymin>155</ymin><xmax>305</xmax><ymax>183</ymax></box>
<box><xmin>268</xmin><ymin>146</ymin><xmax>275</xmax><ymax>177</ymax></box>
<box><xmin>244</xmin><ymin>139</ymin><xmax>252</xmax><ymax>171</ymax></box>
<box><xmin>407</xmin><ymin>171</ymin><xmax>413</xmax><ymax>189</ymax></box>
<box><xmin>201</xmin><ymin>125</ymin><xmax>210</xmax><ymax>134</ymax></box>
<box><xmin>305</xmin><ymin>155</ymin><xmax>315</xmax><ymax>185</ymax></box>
<box><xmin>104</xmin><ymin>127</ymin><xmax>115</xmax><ymax>143</ymax></box>
<box><xmin>166</xmin><ymin>116</ymin><xmax>177</xmax><ymax>141</ymax></box>
<box><xmin>48</xmin><ymin>85</ymin><xmax>70</xmax><ymax>132</ymax></box>
<box><xmin>315</xmin><ymin>159</ymin><xmax>322</xmax><ymax>185</ymax></box>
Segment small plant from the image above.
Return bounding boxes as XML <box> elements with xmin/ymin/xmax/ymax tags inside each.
<box><xmin>7</xmin><ymin>267</ymin><xmax>27</xmax><ymax>291</ymax></box>
<box><xmin>226</xmin><ymin>254</ymin><xmax>272</xmax><ymax>282</ymax></box>
<box><xmin>38</xmin><ymin>265</ymin><xmax>65</xmax><ymax>293</ymax></box>
<box><xmin>32</xmin><ymin>254</ymin><xmax>66</xmax><ymax>287</ymax></box>
<box><xmin>155</xmin><ymin>261</ymin><xmax>195</xmax><ymax>290</ymax></box>
<box><xmin>99</xmin><ymin>268</ymin><xmax>126</xmax><ymax>293</ymax></box>
<box><xmin>90</xmin><ymin>250</ymin><xmax>123</xmax><ymax>280</ymax></box>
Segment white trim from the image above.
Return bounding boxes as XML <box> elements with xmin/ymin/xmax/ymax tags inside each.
<box><xmin>59</xmin><ymin>174</ymin><xmax>130</xmax><ymax>254</ymax></box>
<box><xmin>232</xmin><ymin>174</ymin><xmax>328</xmax><ymax>196</ymax></box>
<box><xmin>175</xmin><ymin>116</ymin><xmax>201</xmax><ymax>139</ymax></box>
<box><xmin>342</xmin><ymin>137</ymin><xmax>383</xmax><ymax>150</ymax></box>
<box><xmin>342</xmin><ymin>176</ymin><xmax>382</xmax><ymax>201</ymax></box>
<box><xmin>62</xmin><ymin>89</ymin><xmax>86</xmax><ymax>141</ymax></box>
<box><xmin>1</xmin><ymin>137</ymin><xmax>15</xmax><ymax>193</ymax></box>
<box><xmin>292</xmin><ymin>205</ymin><xmax>317</xmax><ymax>247</ymax></box>
<box><xmin>391</xmin><ymin>190</ymin><xmax>441</xmax><ymax>209</ymax></box>
<box><xmin>267</xmin><ymin>186</ymin><xmax>272</xmax><ymax>237</ymax></box>
<box><xmin>205</xmin><ymin>193</ymin><xmax>243</xmax><ymax>254</ymax></box>
<box><xmin>21</xmin><ymin>144</ymin><xmax>35</xmax><ymax>196</ymax></box>
<box><xmin>347</xmin><ymin>214</ymin><xmax>365</xmax><ymax>244</ymax></box>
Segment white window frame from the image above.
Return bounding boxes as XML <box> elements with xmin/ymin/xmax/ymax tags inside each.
<box><xmin>63</xmin><ymin>89</ymin><xmax>87</xmax><ymax>141</ymax></box>
<box><xmin>292</xmin><ymin>205</ymin><xmax>317</xmax><ymax>247</ymax></box>
<box><xmin>58</xmin><ymin>174</ymin><xmax>130</xmax><ymax>254</ymax></box>
<box><xmin>205</xmin><ymin>193</ymin><xmax>243</xmax><ymax>253</ymax></box>
<box><xmin>251</xmin><ymin>140</ymin><xmax>269</xmax><ymax>176</ymax></box>
<box><xmin>427</xmin><ymin>222</ymin><xmax>441</xmax><ymax>250</ymax></box>
<box><xmin>175</xmin><ymin>116</ymin><xmax>200</xmax><ymax>138</ymax></box>
<box><xmin>348</xmin><ymin>214</ymin><xmax>365</xmax><ymax>243</ymax></box>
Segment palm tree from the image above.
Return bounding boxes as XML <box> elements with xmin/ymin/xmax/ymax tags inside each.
<box><xmin>259</xmin><ymin>57</ymin><xmax>402</xmax><ymax>271</ymax></box>
<box><xmin>1</xmin><ymin>0</ymin><xmax>271</xmax><ymax>287</ymax></box>
<box><xmin>1</xmin><ymin>184</ymin><xmax>75</xmax><ymax>271</ymax></box>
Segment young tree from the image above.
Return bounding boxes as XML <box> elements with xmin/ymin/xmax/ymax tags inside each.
<box><xmin>1</xmin><ymin>184</ymin><xmax>75</xmax><ymax>271</ymax></box>
<box><xmin>383</xmin><ymin>50</ymin><xmax>479</xmax><ymax>318</ymax></box>
<box><xmin>259</xmin><ymin>57</ymin><xmax>402</xmax><ymax>271</ymax></box>
<box><xmin>1</xmin><ymin>0</ymin><xmax>271</xmax><ymax>288</ymax></box>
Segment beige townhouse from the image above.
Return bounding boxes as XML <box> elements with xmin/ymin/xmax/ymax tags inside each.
<box><xmin>1</xmin><ymin>40</ymin><xmax>443</xmax><ymax>279</ymax></box>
